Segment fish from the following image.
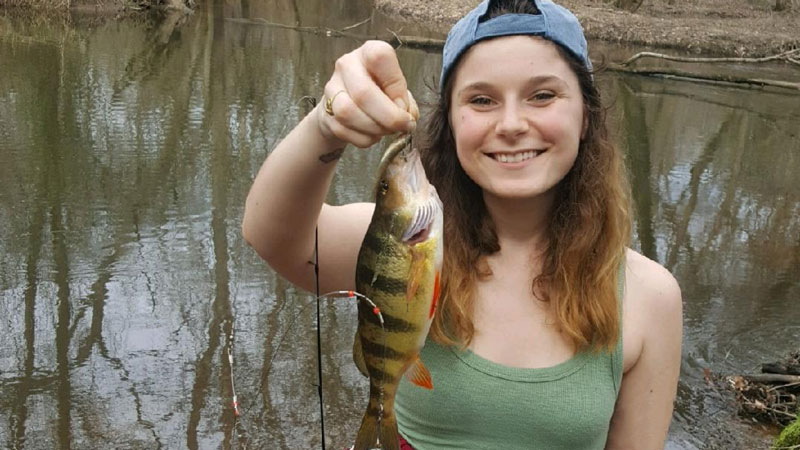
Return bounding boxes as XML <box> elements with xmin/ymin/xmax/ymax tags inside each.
<box><xmin>351</xmin><ymin>134</ymin><xmax>444</xmax><ymax>450</ymax></box>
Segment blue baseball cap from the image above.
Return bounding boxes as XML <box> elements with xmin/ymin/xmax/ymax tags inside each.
<box><xmin>440</xmin><ymin>0</ymin><xmax>591</xmax><ymax>89</ymax></box>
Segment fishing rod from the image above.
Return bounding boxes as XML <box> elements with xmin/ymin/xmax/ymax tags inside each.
<box><xmin>314</xmin><ymin>226</ymin><xmax>388</xmax><ymax>449</ymax></box>
<box><xmin>241</xmin><ymin>95</ymin><xmax>387</xmax><ymax>449</ymax></box>
<box><xmin>297</xmin><ymin>93</ymin><xmax>326</xmax><ymax>450</ymax></box>
<box><xmin>314</xmin><ymin>227</ymin><xmax>326</xmax><ymax>450</ymax></box>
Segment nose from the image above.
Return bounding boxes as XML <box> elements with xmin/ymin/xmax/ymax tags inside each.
<box><xmin>495</xmin><ymin>102</ymin><xmax>529</xmax><ymax>138</ymax></box>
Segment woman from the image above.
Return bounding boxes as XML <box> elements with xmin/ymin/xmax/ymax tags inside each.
<box><xmin>242</xmin><ymin>0</ymin><xmax>682</xmax><ymax>448</ymax></box>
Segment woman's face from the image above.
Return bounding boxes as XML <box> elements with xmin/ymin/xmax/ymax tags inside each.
<box><xmin>448</xmin><ymin>35</ymin><xmax>586</xmax><ymax>203</ymax></box>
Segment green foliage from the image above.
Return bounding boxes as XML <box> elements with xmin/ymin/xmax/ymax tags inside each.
<box><xmin>774</xmin><ymin>416</ymin><xmax>800</xmax><ymax>449</ymax></box>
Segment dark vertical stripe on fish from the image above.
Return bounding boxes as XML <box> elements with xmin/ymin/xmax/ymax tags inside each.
<box><xmin>360</xmin><ymin>232</ymin><xmax>386</xmax><ymax>254</ymax></box>
<box><xmin>356</xmin><ymin>265</ymin><xmax>407</xmax><ymax>295</ymax></box>
<box><xmin>359</xmin><ymin>307</ymin><xmax>420</xmax><ymax>333</ymax></box>
<box><xmin>360</xmin><ymin>338</ymin><xmax>407</xmax><ymax>360</ymax></box>
<box><xmin>366</xmin><ymin>365</ymin><xmax>397</xmax><ymax>384</ymax></box>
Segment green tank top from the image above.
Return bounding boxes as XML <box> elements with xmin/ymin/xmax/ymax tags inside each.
<box><xmin>394</xmin><ymin>270</ymin><xmax>624</xmax><ymax>450</ymax></box>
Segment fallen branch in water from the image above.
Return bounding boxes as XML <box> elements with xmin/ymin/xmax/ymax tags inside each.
<box><xmin>606</xmin><ymin>64</ymin><xmax>800</xmax><ymax>91</ymax></box>
<box><xmin>726</xmin><ymin>350</ymin><xmax>800</xmax><ymax>427</ymax></box>
<box><xmin>742</xmin><ymin>374</ymin><xmax>800</xmax><ymax>384</ymax></box>
<box><xmin>621</xmin><ymin>49</ymin><xmax>800</xmax><ymax>67</ymax></box>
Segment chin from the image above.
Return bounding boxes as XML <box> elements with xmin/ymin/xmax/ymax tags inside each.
<box><xmin>483</xmin><ymin>184</ymin><xmax>555</xmax><ymax>201</ymax></box>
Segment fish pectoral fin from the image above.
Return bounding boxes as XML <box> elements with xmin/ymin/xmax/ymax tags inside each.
<box><xmin>404</xmin><ymin>355</ymin><xmax>433</xmax><ymax>390</ymax></box>
<box><xmin>405</xmin><ymin>248</ymin><xmax>426</xmax><ymax>302</ymax></box>
<box><xmin>429</xmin><ymin>271</ymin><xmax>441</xmax><ymax>319</ymax></box>
<box><xmin>353</xmin><ymin>332</ymin><xmax>369</xmax><ymax>378</ymax></box>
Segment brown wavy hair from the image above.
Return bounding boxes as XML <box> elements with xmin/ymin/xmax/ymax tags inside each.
<box><xmin>420</xmin><ymin>0</ymin><xmax>631</xmax><ymax>352</ymax></box>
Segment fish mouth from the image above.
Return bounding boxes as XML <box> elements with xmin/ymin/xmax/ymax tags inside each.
<box><xmin>402</xmin><ymin>194</ymin><xmax>441</xmax><ymax>245</ymax></box>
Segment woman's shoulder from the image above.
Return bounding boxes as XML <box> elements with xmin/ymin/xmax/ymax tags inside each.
<box><xmin>620</xmin><ymin>248</ymin><xmax>683</xmax><ymax>370</ymax></box>
<box><xmin>623</xmin><ymin>248</ymin><xmax>682</xmax><ymax>312</ymax></box>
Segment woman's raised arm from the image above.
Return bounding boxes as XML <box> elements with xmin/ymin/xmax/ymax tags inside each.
<box><xmin>241</xmin><ymin>41</ymin><xmax>418</xmax><ymax>294</ymax></box>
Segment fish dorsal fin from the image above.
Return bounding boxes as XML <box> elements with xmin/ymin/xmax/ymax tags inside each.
<box><xmin>405</xmin><ymin>355</ymin><xmax>433</xmax><ymax>390</ymax></box>
<box><xmin>352</xmin><ymin>331</ymin><xmax>369</xmax><ymax>378</ymax></box>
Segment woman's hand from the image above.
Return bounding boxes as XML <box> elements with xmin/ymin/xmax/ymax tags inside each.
<box><xmin>316</xmin><ymin>40</ymin><xmax>419</xmax><ymax>149</ymax></box>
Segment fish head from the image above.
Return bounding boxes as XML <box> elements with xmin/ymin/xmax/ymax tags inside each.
<box><xmin>374</xmin><ymin>134</ymin><xmax>443</xmax><ymax>247</ymax></box>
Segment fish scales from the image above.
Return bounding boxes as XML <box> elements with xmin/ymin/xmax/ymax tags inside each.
<box><xmin>351</xmin><ymin>134</ymin><xmax>443</xmax><ymax>450</ymax></box>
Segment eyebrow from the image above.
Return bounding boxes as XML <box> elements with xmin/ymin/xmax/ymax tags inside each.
<box><xmin>456</xmin><ymin>75</ymin><xmax>568</xmax><ymax>97</ymax></box>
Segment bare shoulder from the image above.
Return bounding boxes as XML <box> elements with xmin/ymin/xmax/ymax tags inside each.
<box><xmin>620</xmin><ymin>248</ymin><xmax>683</xmax><ymax>372</ymax></box>
<box><xmin>608</xmin><ymin>250</ymin><xmax>683</xmax><ymax>448</ymax></box>
<box><xmin>624</xmin><ymin>248</ymin><xmax>682</xmax><ymax>316</ymax></box>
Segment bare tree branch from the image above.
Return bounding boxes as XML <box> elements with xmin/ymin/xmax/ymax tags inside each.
<box><xmin>622</xmin><ymin>49</ymin><xmax>800</xmax><ymax>66</ymax></box>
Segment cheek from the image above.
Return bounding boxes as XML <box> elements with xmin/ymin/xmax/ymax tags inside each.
<box><xmin>539</xmin><ymin>106</ymin><xmax>584</xmax><ymax>145</ymax></box>
<box><xmin>451</xmin><ymin>110</ymin><xmax>488</xmax><ymax>151</ymax></box>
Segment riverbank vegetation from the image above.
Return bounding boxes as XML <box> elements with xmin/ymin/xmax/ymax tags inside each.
<box><xmin>2</xmin><ymin>0</ymin><xmax>798</xmax><ymax>58</ymax></box>
<box><xmin>1</xmin><ymin>0</ymin><xmax>192</xmax><ymax>13</ymax></box>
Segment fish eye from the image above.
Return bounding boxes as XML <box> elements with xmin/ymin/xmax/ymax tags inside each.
<box><xmin>380</xmin><ymin>180</ymin><xmax>389</xmax><ymax>194</ymax></box>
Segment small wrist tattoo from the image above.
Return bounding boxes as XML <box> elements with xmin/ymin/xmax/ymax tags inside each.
<box><xmin>319</xmin><ymin>148</ymin><xmax>345</xmax><ymax>163</ymax></box>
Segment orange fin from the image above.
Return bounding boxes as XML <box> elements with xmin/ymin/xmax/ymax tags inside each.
<box><xmin>406</xmin><ymin>248</ymin><xmax>426</xmax><ymax>302</ymax></box>
<box><xmin>429</xmin><ymin>271</ymin><xmax>441</xmax><ymax>319</ymax></box>
<box><xmin>405</xmin><ymin>356</ymin><xmax>433</xmax><ymax>390</ymax></box>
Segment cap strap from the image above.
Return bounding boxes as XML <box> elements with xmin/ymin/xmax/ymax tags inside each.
<box><xmin>475</xmin><ymin>13</ymin><xmax>547</xmax><ymax>41</ymax></box>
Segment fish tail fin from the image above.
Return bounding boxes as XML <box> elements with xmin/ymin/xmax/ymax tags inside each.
<box><xmin>379</xmin><ymin>413</ymin><xmax>400</xmax><ymax>450</ymax></box>
<box><xmin>354</xmin><ymin>413</ymin><xmax>399</xmax><ymax>450</ymax></box>
<box><xmin>354</xmin><ymin>391</ymin><xmax>400</xmax><ymax>450</ymax></box>
<box><xmin>354</xmin><ymin>407</ymin><xmax>384</xmax><ymax>450</ymax></box>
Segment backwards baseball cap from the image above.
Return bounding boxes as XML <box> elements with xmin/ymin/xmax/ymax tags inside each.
<box><xmin>440</xmin><ymin>0</ymin><xmax>591</xmax><ymax>89</ymax></box>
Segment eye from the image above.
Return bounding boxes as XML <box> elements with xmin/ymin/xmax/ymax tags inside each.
<box><xmin>380</xmin><ymin>180</ymin><xmax>389</xmax><ymax>194</ymax></box>
<box><xmin>469</xmin><ymin>96</ymin><xmax>493</xmax><ymax>106</ymax></box>
<box><xmin>530</xmin><ymin>91</ymin><xmax>556</xmax><ymax>103</ymax></box>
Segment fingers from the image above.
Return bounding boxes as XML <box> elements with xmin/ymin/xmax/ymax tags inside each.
<box><xmin>407</xmin><ymin>90</ymin><xmax>420</xmax><ymax>122</ymax></box>
<box><xmin>322</xmin><ymin>106</ymin><xmax>382</xmax><ymax>149</ymax></box>
<box><xmin>360</xmin><ymin>41</ymin><xmax>410</xmax><ymax>113</ymax></box>
<box><xmin>324</xmin><ymin>75</ymin><xmax>391</xmax><ymax>137</ymax></box>
<box><xmin>340</xmin><ymin>41</ymin><xmax>415</xmax><ymax>130</ymax></box>
<box><xmin>316</xmin><ymin>41</ymin><xmax>417</xmax><ymax>149</ymax></box>
<box><xmin>318</xmin><ymin>77</ymin><xmax>386</xmax><ymax>149</ymax></box>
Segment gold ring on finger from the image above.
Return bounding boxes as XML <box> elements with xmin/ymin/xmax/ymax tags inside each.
<box><xmin>324</xmin><ymin>90</ymin><xmax>345</xmax><ymax>116</ymax></box>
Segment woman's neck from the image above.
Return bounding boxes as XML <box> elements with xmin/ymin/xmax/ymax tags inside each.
<box><xmin>482</xmin><ymin>190</ymin><xmax>554</xmax><ymax>254</ymax></box>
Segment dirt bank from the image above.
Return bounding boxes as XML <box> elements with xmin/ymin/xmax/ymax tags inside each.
<box><xmin>375</xmin><ymin>0</ymin><xmax>800</xmax><ymax>58</ymax></box>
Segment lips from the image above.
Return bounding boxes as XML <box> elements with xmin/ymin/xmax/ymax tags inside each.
<box><xmin>489</xmin><ymin>150</ymin><xmax>543</xmax><ymax>163</ymax></box>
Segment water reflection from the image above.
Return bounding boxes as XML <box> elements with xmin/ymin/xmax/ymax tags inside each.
<box><xmin>0</xmin><ymin>1</ymin><xmax>798</xmax><ymax>449</ymax></box>
<box><xmin>612</xmin><ymin>74</ymin><xmax>800</xmax><ymax>448</ymax></box>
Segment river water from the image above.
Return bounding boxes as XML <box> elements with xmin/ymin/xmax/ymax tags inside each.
<box><xmin>1</xmin><ymin>1</ymin><xmax>798</xmax><ymax>449</ymax></box>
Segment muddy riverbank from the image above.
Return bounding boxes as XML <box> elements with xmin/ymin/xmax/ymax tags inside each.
<box><xmin>375</xmin><ymin>0</ymin><xmax>800</xmax><ymax>57</ymax></box>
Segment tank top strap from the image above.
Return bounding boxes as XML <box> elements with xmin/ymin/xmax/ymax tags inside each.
<box><xmin>612</xmin><ymin>254</ymin><xmax>626</xmax><ymax>395</ymax></box>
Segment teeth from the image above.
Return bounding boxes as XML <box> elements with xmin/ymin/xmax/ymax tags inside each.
<box><xmin>494</xmin><ymin>151</ymin><xmax>539</xmax><ymax>163</ymax></box>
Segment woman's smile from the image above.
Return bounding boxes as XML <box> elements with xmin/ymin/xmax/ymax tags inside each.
<box><xmin>488</xmin><ymin>149</ymin><xmax>545</xmax><ymax>165</ymax></box>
